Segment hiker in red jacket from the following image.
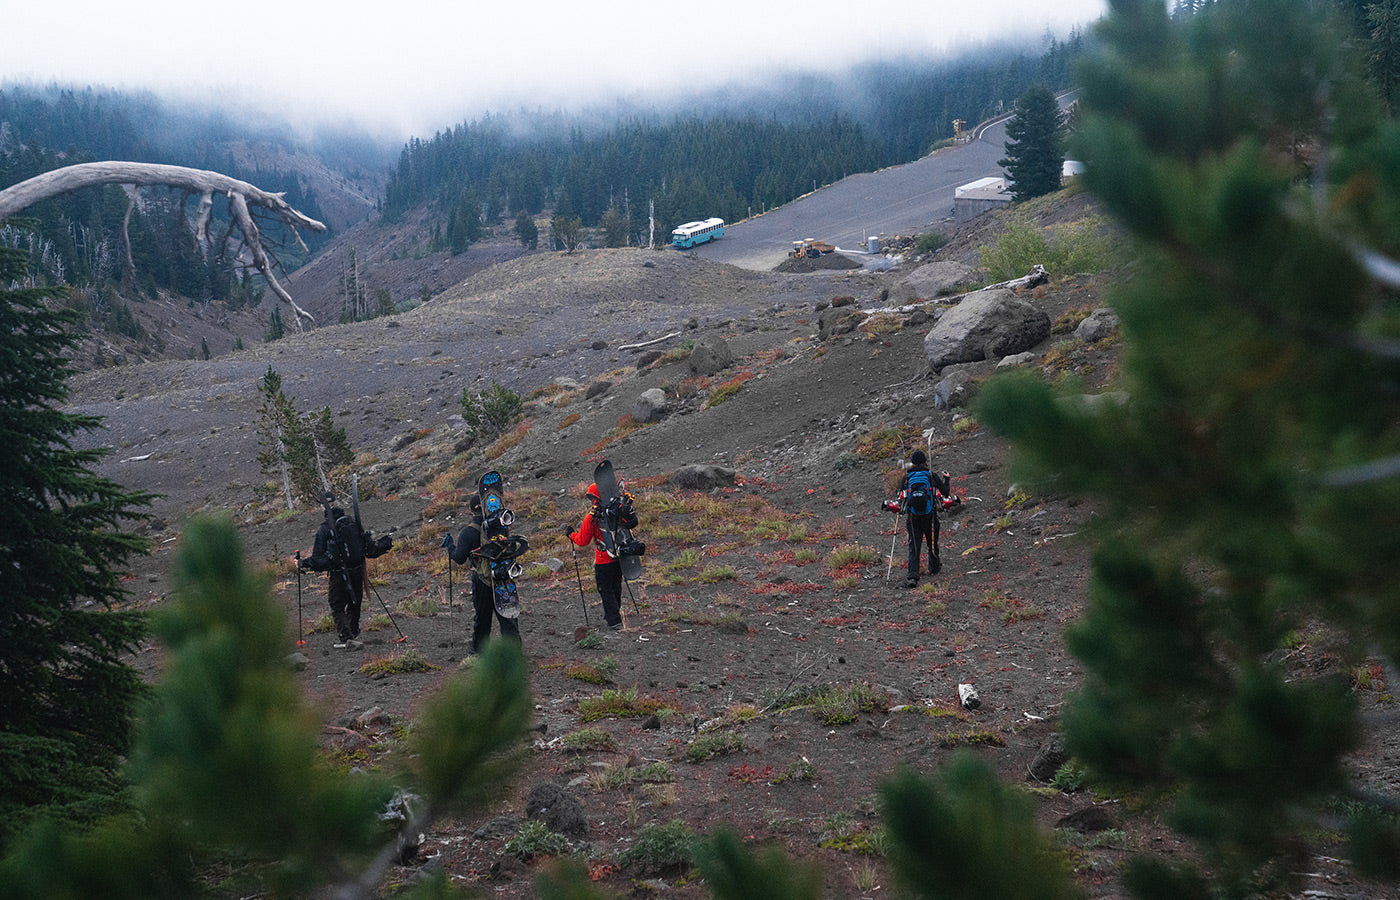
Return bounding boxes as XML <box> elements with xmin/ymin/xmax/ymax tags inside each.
<box><xmin>565</xmin><ymin>482</ymin><xmax>637</xmax><ymax>630</ymax></box>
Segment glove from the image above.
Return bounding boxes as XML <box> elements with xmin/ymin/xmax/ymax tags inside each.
<box><xmin>562</xmin><ymin>524</ymin><xmax>573</xmax><ymax>537</ymax></box>
<box><xmin>442</xmin><ymin>533</ymin><xmax>454</xmax><ymax>550</ymax></box>
<box><xmin>376</xmin><ymin>535</ymin><xmax>393</xmax><ymax>553</ymax></box>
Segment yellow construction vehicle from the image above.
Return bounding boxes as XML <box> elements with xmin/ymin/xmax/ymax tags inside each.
<box><xmin>789</xmin><ymin>239</ymin><xmax>836</xmax><ymax>259</ymax></box>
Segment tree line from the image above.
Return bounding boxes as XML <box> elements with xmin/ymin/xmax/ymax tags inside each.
<box><xmin>380</xmin><ymin>34</ymin><xmax>1089</xmax><ymax>249</ymax></box>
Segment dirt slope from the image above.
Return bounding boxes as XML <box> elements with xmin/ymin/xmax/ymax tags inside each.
<box><xmin>69</xmin><ymin>197</ymin><xmax>1382</xmax><ymax>899</ymax></box>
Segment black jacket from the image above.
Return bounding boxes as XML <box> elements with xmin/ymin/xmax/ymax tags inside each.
<box><xmin>304</xmin><ymin>515</ymin><xmax>391</xmax><ymax>572</ymax></box>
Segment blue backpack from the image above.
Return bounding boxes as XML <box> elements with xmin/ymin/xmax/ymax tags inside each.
<box><xmin>905</xmin><ymin>470</ymin><xmax>934</xmax><ymax>515</ymax></box>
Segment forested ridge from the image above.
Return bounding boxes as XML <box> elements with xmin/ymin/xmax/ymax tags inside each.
<box><xmin>381</xmin><ymin>34</ymin><xmax>1087</xmax><ymax>246</ymax></box>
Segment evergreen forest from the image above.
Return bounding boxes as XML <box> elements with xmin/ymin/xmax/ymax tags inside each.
<box><xmin>380</xmin><ymin>35</ymin><xmax>1087</xmax><ymax>247</ymax></box>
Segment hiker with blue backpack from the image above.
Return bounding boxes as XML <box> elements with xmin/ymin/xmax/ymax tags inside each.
<box><xmin>884</xmin><ymin>449</ymin><xmax>956</xmax><ymax>588</ymax></box>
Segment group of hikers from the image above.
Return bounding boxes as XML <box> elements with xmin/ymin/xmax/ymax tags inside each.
<box><xmin>296</xmin><ymin>449</ymin><xmax>954</xmax><ymax>653</ymax></box>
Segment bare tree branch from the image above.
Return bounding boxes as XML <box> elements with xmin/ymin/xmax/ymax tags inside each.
<box><xmin>0</xmin><ymin>161</ymin><xmax>325</xmax><ymax>330</ymax></box>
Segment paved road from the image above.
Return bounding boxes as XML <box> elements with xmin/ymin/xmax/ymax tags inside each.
<box><xmin>687</xmin><ymin>116</ymin><xmax>1014</xmax><ymax>271</ymax></box>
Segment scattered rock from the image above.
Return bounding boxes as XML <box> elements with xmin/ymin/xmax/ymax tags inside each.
<box><xmin>590</xmin><ymin>340</ymin><xmax>608</xmax><ymax>350</ymax></box>
<box><xmin>633</xmin><ymin>388</ymin><xmax>669</xmax><ymax>423</ymax></box>
<box><xmin>286</xmin><ymin>651</ymin><xmax>309</xmax><ymax>671</ymax></box>
<box><xmin>1075</xmin><ymin>307</ymin><xmax>1120</xmax><ymax>343</ymax></box>
<box><xmin>585</xmin><ymin>380</ymin><xmax>612</xmax><ymax>399</ymax></box>
<box><xmin>687</xmin><ymin>335</ymin><xmax>734</xmax><ymax>376</ymax></box>
<box><xmin>997</xmin><ymin>351</ymin><xmax>1038</xmax><ymax>369</ymax></box>
<box><xmin>636</xmin><ymin>349</ymin><xmax>664</xmax><ymax>368</ymax></box>
<box><xmin>525</xmin><ymin>782</ymin><xmax>588</xmax><ymax>837</ymax></box>
<box><xmin>1028</xmin><ymin>733</ymin><xmax>1070</xmax><ymax>783</ymax></box>
<box><xmin>1056</xmin><ymin>806</ymin><xmax>1115</xmax><ymax>834</ymax></box>
<box><xmin>355</xmin><ymin>706</ymin><xmax>389</xmax><ymax>727</ymax></box>
<box><xmin>934</xmin><ymin>365</ymin><xmax>980</xmax><ymax>411</ymax></box>
<box><xmin>670</xmin><ymin>464</ymin><xmax>736</xmax><ymax>491</ymax></box>
<box><xmin>818</xmin><ymin>305</ymin><xmax>866</xmax><ymax>340</ymax></box>
<box><xmin>473</xmin><ymin>815</ymin><xmax>520</xmax><ymax>840</ymax></box>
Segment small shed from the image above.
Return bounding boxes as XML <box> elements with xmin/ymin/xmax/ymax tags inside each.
<box><xmin>954</xmin><ymin>176</ymin><xmax>1011</xmax><ymax>223</ymax></box>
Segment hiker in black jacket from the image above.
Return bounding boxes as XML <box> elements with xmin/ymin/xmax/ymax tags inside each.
<box><xmin>300</xmin><ymin>507</ymin><xmax>392</xmax><ymax>649</ymax></box>
<box><xmin>890</xmin><ymin>450</ymin><xmax>953</xmax><ymax>588</ymax></box>
<box><xmin>444</xmin><ymin>497</ymin><xmax>522</xmax><ymax>652</ymax></box>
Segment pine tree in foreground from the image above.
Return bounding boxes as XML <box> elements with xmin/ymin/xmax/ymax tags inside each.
<box><xmin>0</xmin><ymin>516</ymin><xmax>533</xmax><ymax>899</ymax></box>
<box><xmin>978</xmin><ymin>0</ymin><xmax>1400</xmax><ymax>894</ymax></box>
<box><xmin>0</xmin><ymin>244</ymin><xmax>153</xmax><ymax>852</ymax></box>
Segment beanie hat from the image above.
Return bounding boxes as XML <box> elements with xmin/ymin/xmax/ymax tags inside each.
<box><xmin>911</xmin><ymin>449</ymin><xmax>927</xmax><ymax>467</ymax></box>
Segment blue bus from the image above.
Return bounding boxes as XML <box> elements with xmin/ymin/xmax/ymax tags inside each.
<box><xmin>671</xmin><ymin>217</ymin><xmax>725</xmax><ymax>249</ymax></box>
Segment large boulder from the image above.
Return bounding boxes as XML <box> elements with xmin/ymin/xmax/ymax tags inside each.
<box><xmin>633</xmin><ymin>388</ymin><xmax>669</xmax><ymax>424</ymax></box>
<box><xmin>889</xmin><ymin>260</ymin><xmax>976</xmax><ymax>303</ymax></box>
<box><xmin>923</xmin><ymin>288</ymin><xmax>1051</xmax><ymax>373</ymax></box>
<box><xmin>687</xmin><ymin>335</ymin><xmax>734</xmax><ymax>376</ymax></box>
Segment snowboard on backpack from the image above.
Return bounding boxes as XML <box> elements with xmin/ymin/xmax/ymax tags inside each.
<box><xmin>472</xmin><ymin>470</ymin><xmax>528</xmax><ymax>618</ymax></box>
<box><xmin>593</xmin><ymin>459</ymin><xmax>645</xmax><ymax>581</ymax></box>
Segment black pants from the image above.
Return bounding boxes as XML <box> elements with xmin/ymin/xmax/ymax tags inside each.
<box><xmin>328</xmin><ymin>565</ymin><xmax>364</xmax><ymax>641</ymax></box>
<box><xmin>471</xmin><ymin>575</ymin><xmax>521</xmax><ymax>651</ymax></box>
<box><xmin>594</xmin><ymin>560</ymin><xmax>623</xmax><ymax>628</ymax></box>
<box><xmin>906</xmin><ymin>512</ymin><xmax>940</xmax><ymax>578</ymax></box>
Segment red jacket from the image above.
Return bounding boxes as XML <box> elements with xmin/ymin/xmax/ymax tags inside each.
<box><xmin>568</xmin><ymin>511</ymin><xmax>613</xmax><ymax>565</ymax></box>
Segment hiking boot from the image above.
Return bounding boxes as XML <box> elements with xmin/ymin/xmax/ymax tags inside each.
<box><xmin>341</xmin><ymin>639</ymin><xmax>364</xmax><ymax>651</ymax></box>
<box><xmin>904</xmin><ymin>576</ymin><xmax>918</xmax><ymax>589</ymax></box>
<box><xmin>333</xmin><ymin>641</ymin><xmax>348</xmax><ymax>649</ymax></box>
<box><xmin>608</xmin><ymin>622</ymin><xmax>624</xmax><ymax>632</ymax></box>
<box><xmin>930</xmin><ymin>558</ymin><xmax>942</xmax><ymax>575</ymax></box>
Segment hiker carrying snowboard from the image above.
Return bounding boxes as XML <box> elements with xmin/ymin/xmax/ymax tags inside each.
<box><xmin>444</xmin><ymin>496</ymin><xmax>523</xmax><ymax>653</ymax></box>
<box><xmin>565</xmin><ymin>482</ymin><xmax>638</xmax><ymax>631</ymax></box>
<box><xmin>300</xmin><ymin>507</ymin><xmax>393</xmax><ymax>648</ymax></box>
<box><xmin>884</xmin><ymin>450</ymin><xmax>955</xmax><ymax>588</ymax></box>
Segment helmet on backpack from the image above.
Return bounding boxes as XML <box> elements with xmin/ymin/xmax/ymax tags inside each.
<box><xmin>586</xmin><ymin>483</ymin><xmax>600</xmax><ymax>500</ymax></box>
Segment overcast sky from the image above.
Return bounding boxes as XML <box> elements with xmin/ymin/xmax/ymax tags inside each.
<box><xmin>7</xmin><ymin>0</ymin><xmax>1108</xmax><ymax>138</ymax></box>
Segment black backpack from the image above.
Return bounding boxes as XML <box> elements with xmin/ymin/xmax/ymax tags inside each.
<box><xmin>905</xmin><ymin>470</ymin><xmax>934</xmax><ymax>515</ymax></box>
<box><xmin>333</xmin><ymin>516</ymin><xmax>367</xmax><ymax>566</ymax></box>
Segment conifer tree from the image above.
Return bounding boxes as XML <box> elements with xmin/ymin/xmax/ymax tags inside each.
<box><xmin>977</xmin><ymin>0</ymin><xmax>1400</xmax><ymax>893</ymax></box>
<box><xmin>256</xmin><ymin>367</ymin><xmax>347</xmax><ymax>509</ymax></box>
<box><xmin>0</xmin><ymin>517</ymin><xmax>533</xmax><ymax>899</ymax></box>
<box><xmin>998</xmin><ymin>85</ymin><xmax>1065</xmax><ymax>201</ymax></box>
<box><xmin>0</xmin><ymin>244</ymin><xmax>152</xmax><ymax>851</ymax></box>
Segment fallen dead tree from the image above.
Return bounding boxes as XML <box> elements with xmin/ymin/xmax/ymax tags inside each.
<box><xmin>0</xmin><ymin>161</ymin><xmax>326</xmax><ymax>330</ymax></box>
<box><xmin>861</xmin><ymin>264</ymin><xmax>1050</xmax><ymax>316</ymax></box>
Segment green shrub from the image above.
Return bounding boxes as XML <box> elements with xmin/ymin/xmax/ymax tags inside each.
<box><xmin>460</xmin><ymin>381</ymin><xmax>523</xmax><ymax>441</ymax></box>
<box><xmin>979</xmin><ymin>215</ymin><xmax>1115</xmax><ymax>282</ymax></box>
<box><xmin>504</xmin><ymin>819</ymin><xmax>572</xmax><ymax>858</ymax></box>
<box><xmin>915</xmin><ymin>230</ymin><xmax>948</xmax><ymax>253</ymax></box>
<box><xmin>685</xmin><ymin>732</ymin><xmax>744</xmax><ymax>762</ymax></box>
<box><xmin>616</xmin><ymin>820</ymin><xmax>696</xmax><ymax>873</ymax></box>
<box><xmin>559</xmin><ymin>727</ymin><xmax>617</xmax><ymax>752</ymax></box>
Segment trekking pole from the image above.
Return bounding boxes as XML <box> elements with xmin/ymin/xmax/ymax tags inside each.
<box><xmin>446</xmin><ymin>552</ymin><xmax>454</xmax><ymax>611</ymax></box>
<box><xmin>885</xmin><ymin>507</ymin><xmax>900</xmax><ymax>582</ymax></box>
<box><xmin>622</xmin><ymin>574</ymin><xmax>641</xmax><ymax>614</ymax></box>
<box><xmin>363</xmin><ymin>564</ymin><xmax>407</xmax><ymax>643</ymax></box>
<box><xmin>569</xmin><ymin>540</ymin><xmax>590</xmax><ymax>625</ymax></box>
<box><xmin>294</xmin><ymin>551</ymin><xmax>305</xmax><ymax>646</ymax></box>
